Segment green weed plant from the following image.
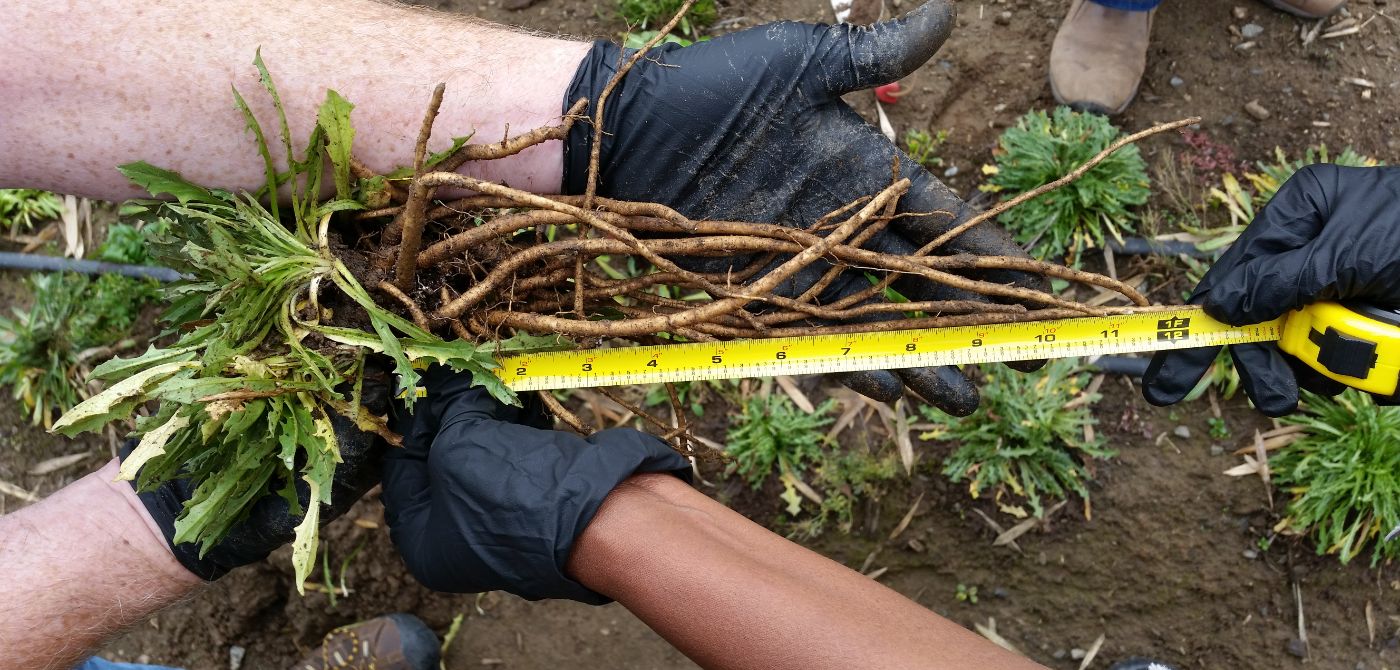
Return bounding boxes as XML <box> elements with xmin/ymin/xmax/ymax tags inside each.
<box><xmin>725</xmin><ymin>391</ymin><xmax>900</xmax><ymax>538</ymax></box>
<box><xmin>987</xmin><ymin>107</ymin><xmax>1150</xmax><ymax>264</ymax></box>
<box><xmin>1274</xmin><ymin>390</ymin><xmax>1400</xmax><ymax>565</ymax></box>
<box><xmin>903</xmin><ymin>129</ymin><xmax>948</xmax><ymax>171</ymax></box>
<box><xmin>0</xmin><ymin>189</ymin><xmax>64</xmax><ymax>231</ymax></box>
<box><xmin>922</xmin><ymin>359</ymin><xmax>1113</xmax><ymax>517</ymax></box>
<box><xmin>726</xmin><ymin>393</ymin><xmax>835</xmax><ymax>488</ymax></box>
<box><xmin>617</xmin><ymin>0</ymin><xmax>716</xmax><ymax>38</ymax></box>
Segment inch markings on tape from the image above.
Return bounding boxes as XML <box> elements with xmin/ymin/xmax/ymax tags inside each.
<box><xmin>497</xmin><ymin>307</ymin><xmax>1284</xmax><ymax>392</ymax></box>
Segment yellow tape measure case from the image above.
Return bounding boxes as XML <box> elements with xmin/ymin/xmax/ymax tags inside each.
<box><xmin>1279</xmin><ymin>302</ymin><xmax>1400</xmax><ymax>397</ymax></box>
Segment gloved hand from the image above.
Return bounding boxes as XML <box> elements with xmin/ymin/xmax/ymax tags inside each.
<box><xmin>128</xmin><ymin>364</ymin><xmax>395</xmax><ymax>580</ymax></box>
<box><xmin>1143</xmin><ymin>164</ymin><xmax>1400</xmax><ymax>416</ymax></box>
<box><xmin>561</xmin><ymin>0</ymin><xmax>1047</xmax><ymax>416</ymax></box>
<box><xmin>381</xmin><ymin>367</ymin><xmax>692</xmax><ymax>604</ymax></box>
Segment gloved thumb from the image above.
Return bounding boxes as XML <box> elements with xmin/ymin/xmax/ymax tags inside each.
<box><xmin>817</xmin><ymin>0</ymin><xmax>955</xmax><ymax>96</ymax></box>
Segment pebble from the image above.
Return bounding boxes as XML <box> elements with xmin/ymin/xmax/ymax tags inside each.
<box><xmin>1286</xmin><ymin>638</ymin><xmax>1309</xmax><ymax>658</ymax></box>
<box><xmin>995</xmin><ymin>10</ymin><xmax>1012</xmax><ymax>25</ymax></box>
<box><xmin>1243</xmin><ymin>549</ymin><xmax>1259</xmax><ymax>560</ymax></box>
<box><xmin>1173</xmin><ymin>425</ymin><xmax>1191</xmax><ymax>439</ymax></box>
<box><xmin>1053</xmin><ymin>649</ymin><xmax>1069</xmax><ymax>660</ymax></box>
<box><xmin>1233</xmin><ymin>5</ymin><xmax>1249</xmax><ymax>19</ymax></box>
<box><xmin>1241</xmin><ymin>23</ymin><xmax>1264</xmax><ymax>39</ymax></box>
<box><xmin>1071</xmin><ymin>648</ymin><xmax>1087</xmax><ymax>660</ymax></box>
<box><xmin>1210</xmin><ymin>445</ymin><xmax>1225</xmax><ymax>456</ymax></box>
<box><xmin>229</xmin><ymin>646</ymin><xmax>246</xmax><ymax>670</ymax></box>
<box><xmin>944</xmin><ymin>166</ymin><xmax>960</xmax><ymax>178</ymax></box>
<box><xmin>1169</xmin><ymin>75</ymin><xmax>1185</xmax><ymax>88</ymax></box>
<box><xmin>1245</xmin><ymin>100</ymin><xmax>1271</xmax><ymax>120</ymax></box>
<box><xmin>992</xmin><ymin>586</ymin><xmax>1010</xmax><ymax>599</ymax></box>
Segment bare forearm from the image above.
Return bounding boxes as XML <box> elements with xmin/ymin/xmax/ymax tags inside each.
<box><xmin>1</xmin><ymin>0</ymin><xmax>589</xmax><ymax>199</ymax></box>
<box><xmin>0</xmin><ymin>459</ymin><xmax>203</xmax><ymax>669</ymax></box>
<box><xmin>568</xmin><ymin>474</ymin><xmax>1045</xmax><ymax>670</ymax></box>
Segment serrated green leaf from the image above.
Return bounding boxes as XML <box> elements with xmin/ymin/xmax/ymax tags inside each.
<box><xmin>231</xmin><ymin>83</ymin><xmax>280</xmax><ymax>222</ymax></box>
<box><xmin>253</xmin><ymin>50</ymin><xmax>296</xmax><ymax>200</ymax></box>
<box><xmin>90</xmin><ymin>345</ymin><xmax>200</xmax><ymax>382</ymax></box>
<box><xmin>51</xmin><ymin>361</ymin><xmax>199</xmax><ymax>436</ymax></box>
<box><xmin>118</xmin><ymin>412</ymin><xmax>191</xmax><ymax>481</ymax></box>
<box><xmin>117</xmin><ymin>163</ymin><xmax>223</xmax><ymax>205</ymax></box>
<box><xmin>370</xmin><ymin>316</ymin><xmax>418</xmax><ymax>407</ymax></box>
<box><xmin>317</xmin><ymin>90</ymin><xmax>356</xmax><ymax>200</ymax></box>
<box><xmin>464</xmin><ymin>352</ymin><xmax>517</xmax><ymax>406</ymax></box>
<box><xmin>478</xmin><ymin>332</ymin><xmax>573</xmax><ymax>355</ymax></box>
<box><xmin>400</xmin><ymin>339</ymin><xmax>486</xmax><ymax>367</ymax></box>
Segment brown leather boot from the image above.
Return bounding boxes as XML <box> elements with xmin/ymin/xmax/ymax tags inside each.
<box><xmin>1048</xmin><ymin>0</ymin><xmax>1155</xmax><ymax>116</ymax></box>
<box><xmin>1260</xmin><ymin>0</ymin><xmax>1345</xmax><ymax>18</ymax></box>
<box><xmin>293</xmin><ymin>614</ymin><xmax>440</xmax><ymax>670</ymax></box>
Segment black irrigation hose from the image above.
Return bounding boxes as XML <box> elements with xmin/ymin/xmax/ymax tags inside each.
<box><xmin>0</xmin><ymin>251</ymin><xmax>184</xmax><ymax>282</ymax></box>
<box><xmin>1108</xmin><ymin>237</ymin><xmax>1213</xmax><ymax>259</ymax></box>
<box><xmin>1089</xmin><ymin>355</ymin><xmax>1150</xmax><ymax>380</ymax></box>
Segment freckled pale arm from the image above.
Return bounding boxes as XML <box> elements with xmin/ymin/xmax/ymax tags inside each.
<box><xmin>0</xmin><ymin>0</ymin><xmax>590</xmax><ymax>200</ymax></box>
<box><xmin>0</xmin><ymin>460</ymin><xmax>204</xmax><ymax>670</ymax></box>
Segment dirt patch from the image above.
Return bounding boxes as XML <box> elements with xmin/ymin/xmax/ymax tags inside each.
<box><xmin>6</xmin><ymin>0</ymin><xmax>1400</xmax><ymax>668</ymax></box>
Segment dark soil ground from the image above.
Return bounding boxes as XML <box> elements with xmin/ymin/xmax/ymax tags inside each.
<box><xmin>5</xmin><ymin>0</ymin><xmax>1400</xmax><ymax>668</ymax></box>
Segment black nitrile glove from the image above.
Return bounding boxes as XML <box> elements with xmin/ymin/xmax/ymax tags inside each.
<box><xmin>381</xmin><ymin>366</ymin><xmax>692</xmax><ymax>604</ymax></box>
<box><xmin>128</xmin><ymin>364</ymin><xmax>394</xmax><ymax>580</ymax></box>
<box><xmin>562</xmin><ymin>0</ymin><xmax>1048</xmax><ymax>416</ymax></box>
<box><xmin>1143</xmin><ymin>165</ymin><xmax>1400</xmax><ymax>416</ymax></box>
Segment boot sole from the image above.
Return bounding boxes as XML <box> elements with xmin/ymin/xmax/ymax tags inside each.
<box><xmin>1048</xmin><ymin>72</ymin><xmax>1139</xmax><ymax>117</ymax></box>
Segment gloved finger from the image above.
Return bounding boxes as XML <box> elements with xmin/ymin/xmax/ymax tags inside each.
<box><xmin>833</xmin><ymin>370</ymin><xmax>905</xmax><ymax>403</ymax></box>
<box><xmin>1230</xmin><ymin>342</ymin><xmax>1299</xmax><ymax>417</ymax></box>
<box><xmin>1285</xmin><ymin>355</ymin><xmax>1349</xmax><ymax>398</ymax></box>
<box><xmin>897</xmin><ymin>366</ymin><xmax>979</xmax><ymax>416</ymax></box>
<box><xmin>1142</xmin><ymin>346</ymin><xmax>1220</xmax><ymax>407</ymax></box>
<box><xmin>1199</xmin><ymin>243</ymin><xmax>1336</xmax><ymax>325</ymax></box>
<box><xmin>816</xmin><ymin>0</ymin><xmax>956</xmax><ymax>97</ymax></box>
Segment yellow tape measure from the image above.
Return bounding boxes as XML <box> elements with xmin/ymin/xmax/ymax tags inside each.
<box><xmin>496</xmin><ymin>302</ymin><xmax>1400</xmax><ymax>397</ymax></box>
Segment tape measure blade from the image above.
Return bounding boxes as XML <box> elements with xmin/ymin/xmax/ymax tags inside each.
<box><xmin>498</xmin><ymin>308</ymin><xmax>1284</xmax><ymax>392</ymax></box>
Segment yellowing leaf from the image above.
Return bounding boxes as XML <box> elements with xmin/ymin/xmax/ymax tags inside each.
<box><xmin>780</xmin><ymin>479</ymin><xmax>803</xmax><ymax>516</ymax></box>
<box><xmin>118</xmin><ymin>413</ymin><xmax>190</xmax><ymax>481</ymax></box>
<box><xmin>291</xmin><ymin>476</ymin><xmax>323</xmax><ymax>595</ymax></box>
<box><xmin>51</xmin><ymin>361</ymin><xmax>197</xmax><ymax>436</ymax></box>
